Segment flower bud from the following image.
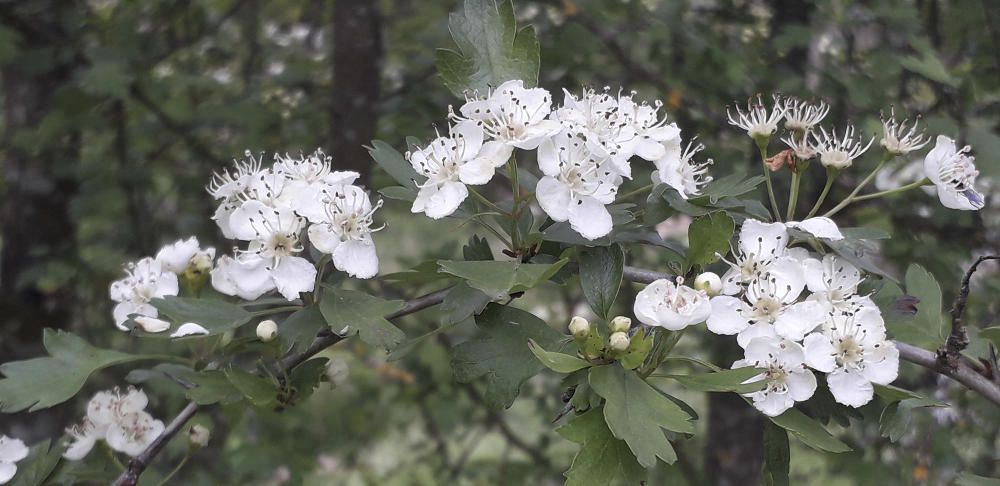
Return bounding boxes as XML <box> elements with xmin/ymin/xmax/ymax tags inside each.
<box><xmin>326</xmin><ymin>358</ymin><xmax>350</xmax><ymax>387</ymax></box>
<box><xmin>608</xmin><ymin>331</ymin><xmax>630</xmax><ymax>352</ymax></box>
<box><xmin>610</xmin><ymin>316</ymin><xmax>632</xmax><ymax>333</ymax></box>
<box><xmin>694</xmin><ymin>272</ymin><xmax>722</xmax><ymax>296</ymax></box>
<box><xmin>134</xmin><ymin>316</ymin><xmax>171</xmax><ymax>333</ymax></box>
<box><xmin>256</xmin><ymin>320</ymin><xmax>278</xmax><ymax>342</ymax></box>
<box><xmin>188</xmin><ymin>424</ymin><xmax>210</xmax><ymax>448</ymax></box>
<box><xmin>568</xmin><ymin>316</ymin><xmax>590</xmax><ymax>338</ymax></box>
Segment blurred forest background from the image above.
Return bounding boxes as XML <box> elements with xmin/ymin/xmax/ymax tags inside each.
<box><xmin>1</xmin><ymin>0</ymin><xmax>999</xmax><ymax>484</ymax></box>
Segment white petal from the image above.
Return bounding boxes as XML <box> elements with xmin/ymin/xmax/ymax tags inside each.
<box><xmin>773</xmin><ymin>301</ymin><xmax>825</xmax><ymax>342</ymax></box>
<box><xmin>458</xmin><ymin>157</ymin><xmax>497</xmax><ymax>185</ymax></box>
<box><xmin>763</xmin><ymin>257</ymin><xmax>807</xmax><ymax>305</ymax></box>
<box><xmin>744</xmin><ymin>336</ymin><xmax>782</xmax><ymax>365</ymax></box>
<box><xmin>452</xmin><ymin>121</ymin><xmax>485</xmax><ymax>161</ymax></box>
<box><xmin>271</xmin><ymin>256</ymin><xmax>317</xmax><ymax>300</ymax></box>
<box><xmin>737</xmin><ymin>322</ymin><xmax>779</xmax><ymax>349</ymax></box>
<box><xmin>154</xmin><ymin>237</ymin><xmax>199</xmax><ymax>273</ymax></box>
<box><xmin>633</xmin><ymin>280</ymin><xmax>668</xmax><ymax>327</ymax></box>
<box><xmin>535</xmin><ymin>176</ymin><xmax>571</xmax><ymax>222</ymax></box>
<box><xmin>227</xmin><ymin>200</ymin><xmax>274</xmax><ymax>241</ymax></box>
<box><xmin>753</xmin><ymin>391</ymin><xmax>795</xmax><ymax>417</ymax></box>
<box><xmin>788</xmin><ymin>217</ymin><xmax>843</xmax><ymax>240</ymax></box>
<box><xmin>706</xmin><ymin>296</ymin><xmax>750</xmax><ymax>335</ymax></box>
<box><xmin>307</xmin><ymin>223</ymin><xmax>342</xmax><ymax>255</ymax></box>
<box><xmin>0</xmin><ymin>462</ymin><xmax>15</xmax><ymax>485</ymax></box>
<box><xmin>922</xmin><ymin>135</ymin><xmax>955</xmax><ymax>186</ymax></box>
<box><xmin>634</xmin><ymin>139</ymin><xmax>667</xmax><ymax>161</ymax></box>
<box><xmin>223</xmin><ymin>256</ymin><xmax>277</xmax><ymax>301</ymax></box>
<box><xmin>827</xmin><ymin>369</ymin><xmax>874</xmax><ymax>407</ymax></box>
<box><xmin>63</xmin><ymin>430</ymin><xmax>98</xmax><ymax>461</ymax></box>
<box><xmin>536</xmin><ymin>136</ymin><xmax>562</xmax><ymax>176</ymax></box>
<box><xmin>739</xmin><ymin>219</ymin><xmax>789</xmax><ymax>260</ymax></box>
<box><xmin>802</xmin><ymin>333</ymin><xmax>837</xmax><ymax>372</ymax></box>
<box><xmin>333</xmin><ymin>238</ymin><xmax>379</xmax><ymax>279</ymax></box>
<box><xmin>422</xmin><ymin>181</ymin><xmax>469</xmax><ymax>219</ymax></box>
<box><xmin>785</xmin><ymin>369</ymin><xmax>818</xmax><ymax>401</ymax></box>
<box><xmin>0</xmin><ymin>436</ymin><xmax>28</xmax><ymax>463</ymax></box>
<box><xmin>568</xmin><ymin>196</ymin><xmax>613</xmax><ymax>240</ymax></box>
<box><xmin>106</xmin><ymin>412</ymin><xmax>164</xmax><ymax>457</ymax></box>
<box><xmin>935</xmin><ymin>185</ymin><xmax>985</xmax><ymax>210</ymax></box>
<box><xmin>863</xmin><ymin>341</ymin><xmax>899</xmax><ymax>385</ymax></box>
<box><xmin>86</xmin><ymin>391</ymin><xmax>117</xmax><ymax>428</ymax></box>
<box><xmin>118</xmin><ymin>389</ymin><xmax>148</xmax><ymax>415</ymax></box>
<box><xmin>171</xmin><ymin>322</ymin><xmax>210</xmax><ymax>338</ymax></box>
<box><xmin>133</xmin><ymin>316</ymin><xmax>171</xmax><ymax>334</ymax></box>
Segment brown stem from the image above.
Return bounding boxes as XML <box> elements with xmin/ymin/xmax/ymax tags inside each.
<box><xmin>938</xmin><ymin>255</ymin><xmax>1000</xmax><ymax>369</ymax></box>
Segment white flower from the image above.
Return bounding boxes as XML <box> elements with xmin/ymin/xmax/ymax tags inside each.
<box><xmin>735</xmin><ymin>336</ymin><xmax>817</xmax><ymax>417</ymax></box>
<box><xmin>785</xmin><ymin>217</ymin><xmax>843</xmax><ymax>240</ymax></box>
<box><xmin>0</xmin><ymin>435</ymin><xmax>28</xmax><ymax>485</ymax></box>
<box><xmin>110</xmin><ymin>257</ymin><xmax>179</xmax><ymax>331</ymax></box>
<box><xmin>536</xmin><ymin>129</ymin><xmax>623</xmax><ymax>240</ymax></box>
<box><xmin>651</xmin><ymin>138</ymin><xmax>713</xmax><ymax>199</ymax></box>
<box><xmin>802</xmin><ymin>254</ymin><xmax>868</xmax><ymax>315</ymax></box>
<box><xmin>727</xmin><ymin>94</ymin><xmax>785</xmax><ymax>139</ymax></box>
<box><xmin>209</xmin><ymin>155</ymin><xmax>288</xmax><ymax>239</ymax></box>
<box><xmin>718</xmin><ymin>219</ymin><xmax>793</xmax><ymax>295</ymax></box>
<box><xmin>272</xmin><ymin>149</ymin><xmax>360</xmax><ymax>223</ymax></box>
<box><xmin>781</xmin><ymin>133</ymin><xmax>817</xmax><ymax>160</ymax></box>
<box><xmin>813</xmin><ymin>125</ymin><xmax>873</xmax><ymax>169</ymax></box>
<box><xmin>707</xmin><ymin>260</ymin><xmax>826</xmax><ymax>345</ymax></box>
<box><xmin>880</xmin><ymin>109</ymin><xmax>929</xmax><ymax>156</ymax></box>
<box><xmin>219</xmin><ymin>203</ymin><xmax>316</xmax><ymax>300</ymax></box>
<box><xmin>456</xmin><ymin>79</ymin><xmax>561</xmax><ymax>151</ymax></box>
<box><xmin>782</xmin><ymin>98</ymin><xmax>828</xmax><ymax>133</ymax></box>
<box><xmin>106</xmin><ymin>411</ymin><xmax>165</xmax><ymax>457</ymax></box>
<box><xmin>170</xmin><ymin>322</ymin><xmax>210</xmax><ymax>338</ymax></box>
<box><xmin>307</xmin><ymin>185</ymin><xmax>382</xmax><ymax>279</ymax></box>
<box><xmin>155</xmin><ymin>237</ymin><xmax>216</xmax><ymax>274</ymax></box>
<box><xmin>63</xmin><ymin>419</ymin><xmax>102</xmax><ymax>460</ymax></box>
<box><xmin>65</xmin><ymin>387</ymin><xmax>162</xmax><ymax>460</ymax></box>
<box><xmin>633</xmin><ymin>278</ymin><xmax>712</xmax><ymax>330</ymax></box>
<box><xmin>803</xmin><ymin>306</ymin><xmax>899</xmax><ymax>407</ymax></box>
<box><xmin>923</xmin><ymin>135</ymin><xmax>984</xmax><ymax>211</ymax></box>
<box><xmin>407</xmin><ymin>121</ymin><xmax>508</xmax><ymax>219</ymax></box>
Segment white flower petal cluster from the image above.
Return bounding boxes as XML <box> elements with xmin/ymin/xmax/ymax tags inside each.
<box><xmin>209</xmin><ymin>149</ymin><xmax>382</xmax><ymax>300</ymax></box>
<box><xmin>697</xmin><ymin>218</ymin><xmax>898</xmax><ymax>415</ymax></box>
<box><xmin>406</xmin><ymin>80</ymin><xmax>712</xmax><ymax>240</ymax></box>
<box><xmin>812</xmin><ymin>125</ymin><xmax>874</xmax><ymax>170</ymax></box>
<box><xmin>109</xmin><ymin>257</ymin><xmax>178</xmax><ymax>331</ymax></box>
<box><xmin>727</xmin><ymin>94</ymin><xmax>786</xmax><ymax>139</ymax></box>
<box><xmin>633</xmin><ymin>277</ymin><xmax>712</xmax><ymax>330</ymax></box>
<box><xmin>923</xmin><ymin>135</ymin><xmax>984</xmax><ymax>211</ymax></box>
<box><xmin>0</xmin><ymin>435</ymin><xmax>28</xmax><ymax>485</ymax></box>
<box><xmin>880</xmin><ymin>109</ymin><xmax>929</xmax><ymax>156</ymax></box>
<box><xmin>155</xmin><ymin>236</ymin><xmax>215</xmax><ymax>274</ymax></box>
<box><xmin>64</xmin><ymin>387</ymin><xmax>164</xmax><ymax>460</ymax></box>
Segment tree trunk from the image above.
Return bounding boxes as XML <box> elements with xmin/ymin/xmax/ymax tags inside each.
<box><xmin>704</xmin><ymin>338</ymin><xmax>765</xmax><ymax>485</ymax></box>
<box><xmin>330</xmin><ymin>0</ymin><xmax>383</xmax><ymax>184</ymax></box>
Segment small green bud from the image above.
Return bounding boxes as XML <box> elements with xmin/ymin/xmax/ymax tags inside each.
<box><xmin>569</xmin><ymin>316</ymin><xmax>591</xmax><ymax>338</ymax></box>
<box><xmin>608</xmin><ymin>331</ymin><xmax>630</xmax><ymax>352</ymax></box>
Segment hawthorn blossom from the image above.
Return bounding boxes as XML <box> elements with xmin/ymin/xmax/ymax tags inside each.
<box><xmin>407</xmin><ymin>121</ymin><xmax>508</xmax><ymax>219</ymax></box>
<box><xmin>209</xmin><ymin>154</ymin><xmax>288</xmax><ymax>238</ymax></box>
<box><xmin>536</xmin><ymin>129</ymin><xmax>623</xmax><ymax>240</ymax></box>
<box><xmin>553</xmin><ymin>87</ymin><xmax>641</xmax><ymax>175</ymax></box>
<box><xmin>219</xmin><ymin>202</ymin><xmax>316</xmax><ymax>300</ymax></box>
<box><xmin>273</xmin><ymin>149</ymin><xmax>360</xmax><ymax>222</ymax></box>
<box><xmin>110</xmin><ymin>257</ymin><xmax>179</xmax><ymax>331</ymax></box>
<box><xmin>651</xmin><ymin>138</ymin><xmax>713</xmax><ymax>199</ymax></box>
<box><xmin>782</xmin><ymin>98</ymin><xmax>828</xmax><ymax>133</ymax></box>
<box><xmin>803</xmin><ymin>254</ymin><xmax>869</xmax><ymax>314</ymax></box>
<box><xmin>727</xmin><ymin>94</ymin><xmax>785</xmax><ymax>139</ymax></box>
<box><xmin>707</xmin><ymin>260</ymin><xmax>826</xmax><ymax>346</ymax></box>
<box><xmin>804</xmin><ymin>307</ymin><xmax>899</xmax><ymax>407</ymax></box>
<box><xmin>734</xmin><ymin>336</ymin><xmax>817</xmax><ymax>417</ymax></box>
<box><xmin>0</xmin><ymin>435</ymin><xmax>28</xmax><ymax>485</ymax></box>
<box><xmin>781</xmin><ymin>133</ymin><xmax>817</xmax><ymax>160</ymax></box>
<box><xmin>813</xmin><ymin>125</ymin><xmax>873</xmax><ymax>170</ymax></box>
<box><xmin>155</xmin><ymin>236</ymin><xmax>215</xmax><ymax>274</ymax></box>
<box><xmin>307</xmin><ymin>185</ymin><xmax>382</xmax><ymax>279</ymax></box>
<box><xmin>880</xmin><ymin>109</ymin><xmax>929</xmax><ymax>156</ymax></box>
<box><xmin>633</xmin><ymin>278</ymin><xmax>712</xmax><ymax>330</ymax></box>
<box><xmin>65</xmin><ymin>387</ymin><xmax>164</xmax><ymax>460</ymax></box>
<box><xmin>455</xmin><ymin>79</ymin><xmax>561</xmax><ymax>151</ymax></box>
<box><xmin>923</xmin><ymin>135</ymin><xmax>984</xmax><ymax>211</ymax></box>
<box><xmin>718</xmin><ymin>219</ymin><xmax>794</xmax><ymax>295</ymax></box>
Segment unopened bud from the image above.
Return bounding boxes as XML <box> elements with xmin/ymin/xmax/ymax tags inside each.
<box><xmin>568</xmin><ymin>316</ymin><xmax>590</xmax><ymax>338</ymax></box>
<box><xmin>256</xmin><ymin>320</ymin><xmax>278</xmax><ymax>342</ymax></box>
<box><xmin>694</xmin><ymin>272</ymin><xmax>722</xmax><ymax>296</ymax></box>
<box><xmin>188</xmin><ymin>424</ymin><xmax>210</xmax><ymax>448</ymax></box>
<box><xmin>609</xmin><ymin>331</ymin><xmax>630</xmax><ymax>352</ymax></box>
<box><xmin>610</xmin><ymin>316</ymin><xmax>632</xmax><ymax>333</ymax></box>
<box><xmin>325</xmin><ymin>358</ymin><xmax>350</xmax><ymax>387</ymax></box>
<box><xmin>134</xmin><ymin>316</ymin><xmax>171</xmax><ymax>333</ymax></box>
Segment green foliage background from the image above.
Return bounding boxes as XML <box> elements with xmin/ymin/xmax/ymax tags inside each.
<box><xmin>1</xmin><ymin>0</ymin><xmax>999</xmax><ymax>484</ymax></box>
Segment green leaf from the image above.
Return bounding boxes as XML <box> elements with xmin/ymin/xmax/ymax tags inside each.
<box><xmin>874</xmin><ymin>278</ymin><xmax>939</xmax><ymax>350</ymax></box>
<box><xmin>900</xmin><ymin>49</ymin><xmax>959</xmax><ymax>87</ymax></box>
<box><xmin>0</xmin><ymin>330</ymin><xmax>150</xmax><ymax>413</ymax></box>
<box><xmin>879</xmin><ymin>396</ymin><xmax>946</xmax><ymax>442</ymax></box>
<box><xmin>437</xmin><ymin>258</ymin><xmax>568</xmax><ymax>299</ymax></box>
<box><xmin>182</xmin><ymin>369</ymin><xmax>243</xmax><ymax>406</ymax></box>
<box><xmin>78</xmin><ymin>60</ymin><xmax>134</xmax><ymax>98</ymax></box>
<box><xmin>695</xmin><ymin>173</ymin><xmax>766</xmax><ymax>204</ymax></box>
<box><xmin>378</xmin><ymin>185</ymin><xmax>417</xmax><ymax>202</ymax></box>
<box><xmin>589</xmin><ymin>364</ymin><xmax>695</xmax><ymax>467</ymax></box>
<box><xmin>286</xmin><ymin>358</ymin><xmax>329</xmax><ymax>404</ymax></box>
<box><xmin>281</xmin><ymin>307</ymin><xmax>327</xmax><ymax>353</ymax></box>
<box><xmin>147</xmin><ymin>296</ymin><xmax>254</xmax><ymax>337</ymax></box>
<box><xmin>368</xmin><ymin>139</ymin><xmax>422</xmax><ymax>187</ymax></box>
<box><xmin>441</xmin><ymin>281</ymin><xmax>492</xmax><ymax>324</ymax></box>
<box><xmin>619</xmin><ymin>328</ymin><xmax>653</xmax><ymax>370</ymax></box>
<box><xmin>906</xmin><ymin>263</ymin><xmax>945</xmax><ymax>338</ymax></box>
<box><xmin>319</xmin><ymin>289</ymin><xmax>406</xmax><ymax>351</ymax></box>
<box><xmin>8</xmin><ymin>439</ymin><xmax>63</xmax><ymax>486</ymax></box>
<box><xmin>667</xmin><ymin>367</ymin><xmax>765</xmax><ymax>393</ymax></box>
<box><xmin>451</xmin><ymin>304</ymin><xmax>569</xmax><ymax>409</ymax></box>
<box><xmin>436</xmin><ymin>0</ymin><xmax>540</xmax><ymax>97</ymax></box>
<box><xmin>528</xmin><ymin>339</ymin><xmax>591</xmax><ymax>373</ymax></box>
<box><xmin>687</xmin><ymin>212</ymin><xmax>735</xmax><ymax>266</ymax></box>
<box><xmin>979</xmin><ymin>326</ymin><xmax>1000</xmax><ymax>348</ymax></box>
<box><xmin>955</xmin><ymin>472</ymin><xmax>1000</xmax><ymax>486</ymax></box>
<box><xmin>225</xmin><ymin>367</ymin><xmax>278</xmax><ymax>408</ymax></box>
<box><xmin>767</xmin><ymin>408</ymin><xmax>851</xmax><ymax>453</ymax></box>
<box><xmin>762</xmin><ymin>421</ymin><xmax>790</xmax><ymax>486</ymax></box>
<box><xmin>826</xmin><ymin>237</ymin><xmax>894</xmax><ymax>280</ymax></box>
<box><xmin>578</xmin><ymin>244</ymin><xmax>625</xmax><ymax>319</ymax></box>
<box><xmin>556</xmin><ymin>407</ymin><xmax>648</xmax><ymax>486</ymax></box>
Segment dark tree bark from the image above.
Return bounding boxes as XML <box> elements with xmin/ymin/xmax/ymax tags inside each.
<box><xmin>704</xmin><ymin>338</ymin><xmax>765</xmax><ymax>485</ymax></box>
<box><xmin>330</xmin><ymin>0</ymin><xmax>383</xmax><ymax>184</ymax></box>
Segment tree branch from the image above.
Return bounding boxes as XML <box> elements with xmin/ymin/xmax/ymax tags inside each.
<box><xmin>938</xmin><ymin>255</ymin><xmax>1000</xmax><ymax>369</ymax></box>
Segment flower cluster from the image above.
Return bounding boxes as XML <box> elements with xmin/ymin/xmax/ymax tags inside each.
<box><xmin>63</xmin><ymin>387</ymin><xmax>165</xmax><ymax>459</ymax></box>
<box><xmin>708</xmin><ymin>219</ymin><xmax>898</xmax><ymax>415</ymax></box>
<box><xmin>406</xmin><ymin>80</ymin><xmax>713</xmax><ymax>240</ymax></box>
<box><xmin>0</xmin><ymin>435</ymin><xmax>28</xmax><ymax>485</ymax></box>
